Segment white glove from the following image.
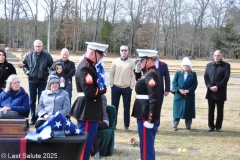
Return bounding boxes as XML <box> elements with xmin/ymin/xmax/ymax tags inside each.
<box><xmin>143</xmin><ymin>121</ymin><xmax>154</xmax><ymax>129</ymax></box>
<box><xmin>135</xmin><ymin>61</ymin><xmax>142</xmax><ymax>73</ymax></box>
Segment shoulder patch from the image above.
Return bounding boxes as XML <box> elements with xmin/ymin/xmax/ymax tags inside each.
<box><xmin>85</xmin><ymin>73</ymin><xmax>93</xmax><ymax>84</ymax></box>
<box><xmin>148</xmin><ymin>78</ymin><xmax>156</xmax><ymax>86</ymax></box>
<box><xmin>160</xmin><ymin>62</ymin><xmax>163</xmax><ymax>66</ymax></box>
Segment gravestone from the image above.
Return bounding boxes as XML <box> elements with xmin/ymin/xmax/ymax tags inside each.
<box><xmin>5</xmin><ymin>51</ymin><xmax>17</xmax><ymax>59</ymax></box>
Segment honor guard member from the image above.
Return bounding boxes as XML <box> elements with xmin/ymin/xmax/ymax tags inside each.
<box><xmin>132</xmin><ymin>49</ymin><xmax>162</xmax><ymax>160</ymax></box>
<box><xmin>155</xmin><ymin>58</ymin><xmax>170</xmax><ymax>130</ymax></box>
<box><xmin>70</xmin><ymin>42</ymin><xmax>108</xmax><ymax>160</ymax></box>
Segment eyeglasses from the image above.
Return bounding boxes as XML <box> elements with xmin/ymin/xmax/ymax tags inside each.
<box><xmin>51</xmin><ymin>82</ymin><xmax>59</xmax><ymax>85</ymax></box>
<box><xmin>121</xmin><ymin>50</ymin><xmax>128</xmax><ymax>52</ymax></box>
<box><xmin>0</xmin><ymin>54</ymin><xmax>5</xmax><ymax>56</ymax></box>
<box><xmin>12</xmin><ymin>81</ymin><xmax>21</xmax><ymax>85</ymax></box>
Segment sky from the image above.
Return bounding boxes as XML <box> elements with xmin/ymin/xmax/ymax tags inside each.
<box><xmin>0</xmin><ymin>1</ymin><xmax>46</xmax><ymax>21</ymax></box>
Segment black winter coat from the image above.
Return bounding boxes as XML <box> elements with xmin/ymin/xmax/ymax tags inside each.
<box><xmin>204</xmin><ymin>60</ymin><xmax>230</xmax><ymax>101</ymax></box>
<box><xmin>0</xmin><ymin>61</ymin><xmax>16</xmax><ymax>92</ymax></box>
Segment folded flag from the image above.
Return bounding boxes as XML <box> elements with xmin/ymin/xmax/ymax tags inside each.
<box><xmin>65</xmin><ymin>119</ymin><xmax>83</xmax><ymax>135</ymax></box>
<box><xmin>95</xmin><ymin>62</ymin><xmax>105</xmax><ymax>90</ymax></box>
<box><xmin>36</xmin><ymin>112</ymin><xmax>83</xmax><ymax>135</ymax></box>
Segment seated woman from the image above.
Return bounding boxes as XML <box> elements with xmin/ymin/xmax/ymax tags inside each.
<box><xmin>35</xmin><ymin>75</ymin><xmax>71</xmax><ymax>128</ymax></box>
<box><xmin>0</xmin><ymin>74</ymin><xmax>29</xmax><ymax>118</ymax></box>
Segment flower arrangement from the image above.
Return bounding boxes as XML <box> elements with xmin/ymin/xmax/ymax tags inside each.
<box><xmin>130</xmin><ymin>138</ymin><xmax>139</xmax><ymax>147</ymax></box>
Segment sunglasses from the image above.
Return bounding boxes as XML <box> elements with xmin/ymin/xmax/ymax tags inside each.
<box><xmin>121</xmin><ymin>50</ymin><xmax>128</xmax><ymax>52</ymax></box>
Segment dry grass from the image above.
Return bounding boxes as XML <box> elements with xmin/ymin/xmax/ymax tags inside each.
<box><xmin>12</xmin><ymin>51</ymin><xmax>240</xmax><ymax>160</ymax></box>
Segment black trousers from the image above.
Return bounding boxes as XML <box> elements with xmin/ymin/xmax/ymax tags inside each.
<box><xmin>208</xmin><ymin>99</ymin><xmax>224</xmax><ymax>129</ymax></box>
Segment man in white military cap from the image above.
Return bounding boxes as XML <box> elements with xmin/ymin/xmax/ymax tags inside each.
<box><xmin>132</xmin><ymin>49</ymin><xmax>162</xmax><ymax>160</ymax></box>
<box><xmin>70</xmin><ymin>42</ymin><xmax>108</xmax><ymax>160</ymax></box>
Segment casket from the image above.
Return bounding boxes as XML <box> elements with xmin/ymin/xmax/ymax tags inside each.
<box><xmin>0</xmin><ymin>118</ymin><xmax>29</xmax><ymax>138</ymax></box>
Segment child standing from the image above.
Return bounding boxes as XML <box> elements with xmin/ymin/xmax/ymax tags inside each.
<box><xmin>51</xmin><ymin>62</ymin><xmax>72</xmax><ymax>97</ymax></box>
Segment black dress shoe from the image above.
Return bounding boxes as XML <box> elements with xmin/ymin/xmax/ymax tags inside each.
<box><xmin>216</xmin><ymin>128</ymin><xmax>221</xmax><ymax>132</ymax></box>
<box><xmin>208</xmin><ymin>128</ymin><xmax>214</xmax><ymax>132</ymax></box>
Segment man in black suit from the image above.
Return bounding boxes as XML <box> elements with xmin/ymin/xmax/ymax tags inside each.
<box><xmin>204</xmin><ymin>50</ymin><xmax>231</xmax><ymax>132</ymax></box>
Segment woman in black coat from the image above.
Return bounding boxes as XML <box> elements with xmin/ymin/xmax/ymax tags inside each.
<box><xmin>0</xmin><ymin>50</ymin><xmax>16</xmax><ymax>93</ymax></box>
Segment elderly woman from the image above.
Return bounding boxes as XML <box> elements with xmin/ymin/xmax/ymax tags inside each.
<box><xmin>0</xmin><ymin>50</ymin><xmax>16</xmax><ymax>93</ymax></box>
<box><xmin>35</xmin><ymin>75</ymin><xmax>71</xmax><ymax>128</ymax></box>
<box><xmin>172</xmin><ymin>57</ymin><xmax>198</xmax><ymax>131</ymax></box>
<box><xmin>0</xmin><ymin>74</ymin><xmax>29</xmax><ymax>118</ymax></box>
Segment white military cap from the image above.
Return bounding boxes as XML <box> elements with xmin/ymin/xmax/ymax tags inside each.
<box><xmin>181</xmin><ymin>57</ymin><xmax>192</xmax><ymax>69</ymax></box>
<box><xmin>86</xmin><ymin>42</ymin><xmax>109</xmax><ymax>56</ymax></box>
<box><xmin>136</xmin><ymin>49</ymin><xmax>158</xmax><ymax>61</ymax></box>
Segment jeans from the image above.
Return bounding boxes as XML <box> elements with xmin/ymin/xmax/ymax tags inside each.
<box><xmin>111</xmin><ymin>85</ymin><xmax>132</xmax><ymax>127</ymax></box>
<box><xmin>29</xmin><ymin>82</ymin><xmax>47</xmax><ymax>122</ymax></box>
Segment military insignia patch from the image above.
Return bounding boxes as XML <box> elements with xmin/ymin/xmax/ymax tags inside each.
<box><xmin>148</xmin><ymin>78</ymin><xmax>156</xmax><ymax>86</ymax></box>
<box><xmin>85</xmin><ymin>73</ymin><xmax>93</xmax><ymax>84</ymax></box>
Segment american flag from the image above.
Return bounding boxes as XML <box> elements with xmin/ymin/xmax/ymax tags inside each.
<box><xmin>36</xmin><ymin>112</ymin><xmax>83</xmax><ymax>135</ymax></box>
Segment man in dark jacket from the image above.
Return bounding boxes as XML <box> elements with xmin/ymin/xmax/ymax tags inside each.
<box><xmin>155</xmin><ymin>60</ymin><xmax>170</xmax><ymax>130</ymax></box>
<box><xmin>22</xmin><ymin>39</ymin><xmax>53</xmax><ymax>125</ymax></box>
<box><xmin>204</xmin><ymin>50</ymin><xmax>230</xmax><ymax>132</ymax></box>
<box><xmin>49</xmin><ymin>48</ymin><xmax>75</xmax><ymax>104</ymax></box>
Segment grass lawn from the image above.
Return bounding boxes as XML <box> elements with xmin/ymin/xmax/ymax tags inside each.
<box><xmin>12</xmin><ymin>51</ymin><xmax>240</xmax><ymax>160</ymax></box>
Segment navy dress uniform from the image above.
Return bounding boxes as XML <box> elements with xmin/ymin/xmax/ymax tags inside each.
<box><xmin>155</xmin><ymin>60</ymin><xmax>170</xmax><ymax>126</ymax></box>
<box><xmin>132</xmin><ymin>49</ymin><xmax>161</xmax><ymax>160</ymax></box>
<box><xmin>70</xmin><ymin>42</ymin><xmax>108</xmax><ymax>160</ymax></box>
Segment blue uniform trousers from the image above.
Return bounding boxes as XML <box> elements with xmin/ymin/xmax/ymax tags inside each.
<box><xmin>78</xmin><ymin>120</ymin><xmax>98</xmax><ymax>160</ymax></box>
<box><xmin>137</xmin><ymin>119</ymin><xmax>159</xmax><ymax>160</ymax></box>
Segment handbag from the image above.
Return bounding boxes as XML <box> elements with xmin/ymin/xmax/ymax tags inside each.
<box><xmin>0</xmin><ymin>111</ymin><xmax>19</xmax><ymax>119</ymax></box>
<box><xmin>170</xmin><ymin>87</ymin><xmax>175</xmax><ymax>94</ymax></box>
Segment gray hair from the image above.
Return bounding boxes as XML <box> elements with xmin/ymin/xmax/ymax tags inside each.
<box><xmin>4</xmin><ymin>74</ymin><xmax>20</xmax><ymax>92</ymax></box>
<box><xmin>61</xmin><ymin>48</ymin><xmax>69</xmax><ymax>55</ymax></box>
<box><xmin>33</xmin><ymin>39</ymin><xmax>43</xmax><ymax>46</ymax></box>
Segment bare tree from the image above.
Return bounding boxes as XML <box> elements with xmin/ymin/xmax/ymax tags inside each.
<box><xmin>2</xmin><ymin>0</ymin><xmax>9</xmax><ymax>47</ymax></box>
<box><xmin>189</xmin><ymin>0</ymin><xmax>209</xmax><ymax>57</ymax></box>
<box><xmin>126</xmin><ymin>0</ymin><xmax>147</xmax><ymax>57</ymax></box>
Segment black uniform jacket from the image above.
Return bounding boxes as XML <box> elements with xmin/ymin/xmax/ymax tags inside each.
<box><xmin>132</xmin><ymin>67</ymin><xmax>160</xmax><ymax>123</ymax></box>
<box><xmin>70</xmin><ymin>57</ymin><xmax>106</xmax><ymax>121</ymax></box>
<box><xmin>204</xmin><ymin>60</ymin><xmax>230</xmax><ymax>101</ymax></box>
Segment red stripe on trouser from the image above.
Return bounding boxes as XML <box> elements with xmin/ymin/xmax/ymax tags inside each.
<box><xmin>80</xmin><ymin>121</ymin><xmax>89</xmax><ymax>160</ymax></box>
<box><xmin>143</xmin><ymin>120</ymin><xmax>147</xmax><ymax>160</ymax></box>
<box><xmin>20</xmin><ymin>138</ymin><xmax>26</xmax><ymax>160</ymax></box>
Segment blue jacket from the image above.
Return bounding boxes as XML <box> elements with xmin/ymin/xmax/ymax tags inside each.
<box><xmin>156</xmin><ymin>60</ymin><xmax>170</xmax><ymax>93</ymax></box>
<box><xmin>0</xmin><ymin>87</ymin><xmax>29</xmax><ymax>118</ymax></box>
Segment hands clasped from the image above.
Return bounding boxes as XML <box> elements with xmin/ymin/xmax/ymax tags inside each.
<box><xmin>179</xmin><ymin>89</ymin><xmax>189</xmax><ymax>96</ymax></box>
